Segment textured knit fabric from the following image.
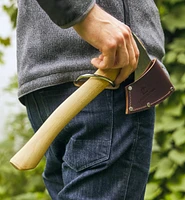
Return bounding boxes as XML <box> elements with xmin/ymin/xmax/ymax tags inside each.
<box><xmin>16</xmin><ymin>0</ymin><xmax>165</xmax><ymax>100</ymax></box>
<box><xmin>35</xmin><ymin>0</ymin><xmax>96</xmax><ymax>28</ymax></box>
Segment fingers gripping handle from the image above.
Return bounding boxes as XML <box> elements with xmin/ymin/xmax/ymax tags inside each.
<box><xmin>10</xmin><ymin>69</ymin><xmax>119</xmax><ymax>170</ymax></box>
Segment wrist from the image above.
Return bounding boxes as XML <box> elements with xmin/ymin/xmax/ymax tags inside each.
<box><xmin>73</xmin><ymin>4</ymin><xmax>100</xmax><ymax>33</ymax></box>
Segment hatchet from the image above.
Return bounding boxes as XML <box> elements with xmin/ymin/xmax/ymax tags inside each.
<box><xmin>10</xmin><ymin>34</ymin><xmax>175</xmax><ymax>170</ymax></box>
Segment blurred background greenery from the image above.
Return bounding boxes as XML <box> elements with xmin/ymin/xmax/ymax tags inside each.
<box><xmin>0</xmin><ymin>0</ymin><xmax>184</xmax><ymax>199</ymax></box>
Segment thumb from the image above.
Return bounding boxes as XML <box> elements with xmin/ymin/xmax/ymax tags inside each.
<box><xmin>91</xmin><ymin>52</ymin><xmax>116</xmax><ymax>69</ymax></box>
<box><xmin>91</xmin><ymin>54</ymin><xmax>103</xmax><ymax>68</ymax></box>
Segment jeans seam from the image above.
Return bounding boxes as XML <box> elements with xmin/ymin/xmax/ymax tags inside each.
<box><xmin>43</xmin><ymin>151</ymin><xmax>61</xmax><ymax>181</ymax></box>
<box><xmin>26</xmin><ymin>93</ymin><xmax>45</xmax><ymax>130</ymax></box>
<box><xmin>39</xmin><ymin>91</ymin><xmax>52</xmax><ymax>118</ymax></box>
<box><xmin>32</xmin><ymin>92</ymin><xmax>45</xmax><ymax>124</ymax></box>
<box><xmin>123</xmin><ymin>114</ymin><xmax>140</xmax><ymax>200</ymax></box>
<box><xmin>109</xmin><ymin>90</ymin><xmax>114</xmax><ymax>161</ymax></box>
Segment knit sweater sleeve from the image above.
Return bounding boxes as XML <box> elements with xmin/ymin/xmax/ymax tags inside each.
<box><xmin>35</xmin><ymin>0</ymin><xmax>96</xmax><ymax>28</ymax></box>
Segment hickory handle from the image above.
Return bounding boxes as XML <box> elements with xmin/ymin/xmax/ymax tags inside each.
<box><xmin>10</xmin><ymin>69</ymin><xmax>119</xmax><ymax>170</ymax></box>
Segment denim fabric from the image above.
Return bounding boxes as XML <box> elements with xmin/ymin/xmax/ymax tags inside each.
<box><xmin>24</xmin><ymin>81</ymin><xmax>155</xmax><ymax>200</ymax></box>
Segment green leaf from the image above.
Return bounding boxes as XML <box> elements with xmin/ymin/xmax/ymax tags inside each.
<box><xmin>164</xmin><ymin>0</ymin><xmax>185</xmax><ymax>5</ymax></box>
<box><xmin>150</xmin><ymin>153</ymin><xmax>161</xmax><ymax>173</ymax></box>
<box><xmin>162</xmin><ymin>6</ymin><xmax>185</xmax><ymax>32</ymax></box>
<box><xmin>164</xmin><ymin>192</ymin><xmax>184</xmax><ymax>200</ymax></box>
<box><xmin>177</xmin><ymin>53</ymin><xmax>185</xmax><ymax>65</ymax></box>
<box><xmin>163</xmin><ymin>102</ymin><xmax>183</xmax><ymax>117</ymax></box>
<box><xmin>0</xmin><ymin>37</ymin><xmax>11</xmax><ymax>46</ymax></box>
<box><xmin>145</xmin><ymin>183</ymin><xmax>162</xmax><ymax>200</ymax></box>
<box><xmin>172</xmin><ymin>128</ymin><xmax>185</xmax><ymax>146</ymax></box>
<box><xmin>167</xmin><ymin>174</ymin><xmax>185</xmax><ymax>192</ymax></box>
<box><xmin>0</xmin><ymin>51</ymin><xmax>4</xmax><ymax>65</ymax></box>
<box><xmin>154</xmin><ymin>158</ymin><xmax>177</xmax><ymax>179</ymax></box>
<box><xmin>154</xmin><ymin>132</ymin><xmax>173</xmax><ymax>152</ymax></box>
<box><xmin>155</xmin><ymin>115</ymin><xmax>184</xmax><ymax>132</ymax></box>
<box><xmin>181</xmin><ymin>73</ymin><xmax>185</xmax><ymax>84</ymax></box>
<box><xmin>168</xmin><ymin>149</ymin><xmax>185</xmax><ymax>166</ymax></box>
<box><xmin>165</xmin><ymin>51</ymin><xmax>177</xmax><ymax>64</ymax></box>
<box><xmin>3</xmin><ymin>3</ymin><xmax>17</xmax><ymax>28</ymax></box>
<box><xmin>181</xmin><ymin>93</ymin><xmax>185</xmax><ymax>105</ymax></box>
<box><xmin>152</xmin><ymin>139</ymin><xmax>161</xmax><ymax>152</ymax></box>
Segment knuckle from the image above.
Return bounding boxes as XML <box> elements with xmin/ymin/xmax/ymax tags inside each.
<box><xmin>123</xmin><ymin>26</ymin><xmax>132</xmax><ymax>38</ymax></box>
<box><xmin>135</xmin><ymin>53</ymin><xmax>140</xmax><ymax>64</ymax></box>
<box><xmin>116</xmin><ymin>32</ymin><xmax>124</xmax><ymax>43</ymax></box>
<box><xmin>105</xmin><ymin>39</ymin><xmax>117</xmax><ymax>50</ymax></box>
<box><xmin>136</xmin><ymin>48</ymin><xmax>140</xmax><ymax>58</ymax></box>
<box><xmin>124</xmin><ymin>25</ymin><xmax>132</xmax><ymax>33</ymax></box>
<box><xmin>123</xmin><ymin>30</ymin><xmax>130</xmax><ymax>40</ymax></box>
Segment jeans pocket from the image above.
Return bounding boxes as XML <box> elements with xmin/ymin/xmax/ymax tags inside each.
<box><xmin>36</xmin><ymin>83</ymin><xmax>114</xmax><ymax>172</ymax></box>
<box><xmin>63</xmin><ymin>138</ymin><xmax>111</xmax><ymax>172</ymax></box>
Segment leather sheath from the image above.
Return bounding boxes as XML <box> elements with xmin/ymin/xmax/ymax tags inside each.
<box><xmin>74</xmin><ymin>33</ymin><xmax>175</xmax><ymax>114</ymax></box>
<box><xmin>125</xmin><ymin>59</ymin><xmax>175</xmax><ymax>114</ymax></box>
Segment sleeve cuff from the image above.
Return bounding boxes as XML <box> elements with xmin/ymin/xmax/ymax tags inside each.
<box><xmin>36</xmin><ymin>0</ymin><xmax>96</xmax><ymax>29</ymax></box>
<box><xmin>61</xmin><ymin>0</ymin><xmax>96</xmax><ymax>28</ymax></box>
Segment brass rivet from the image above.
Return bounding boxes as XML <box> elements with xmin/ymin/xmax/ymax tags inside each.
<box><xmin>147</xmin><ymin>102</ymin><xmax>151</xmax><ymax>108</ymax></box>
<box><xmin>170</xmin><ymin>87</ymin><xmax>174</xmax><ymax>92</ymax></box>
<box><xmin>128</xmin><ymin>86</ymin><xmax>132</xmax><ymax>91</ymax></box>
<box><xmin>129</xmin><ymin>107</ymin><xmax>133</xmax><ymax>111</ymax></box>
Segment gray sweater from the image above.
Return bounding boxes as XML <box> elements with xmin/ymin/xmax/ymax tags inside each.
<box><xmin>17</xmin><ymin>0</ymin><xmax>166</xmax><ymax>100</ymax></box>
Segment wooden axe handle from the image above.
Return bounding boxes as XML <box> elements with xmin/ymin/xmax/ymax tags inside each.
<box><xmin>10</xmin><ymin>69</ymin><xmax>119</xmax><ymax>170</ymax></box>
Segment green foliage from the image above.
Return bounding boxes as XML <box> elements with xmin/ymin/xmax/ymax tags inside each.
<box><xmin>0</xmin><ymin>37</ymin><xmax>11</xmax><ymax>46</ymax></box>
<box><xmin>0</xmin><ymin>51</ymin><xmax>4</xmax><ymax>64</ymax></box>
<box><xmin>0</xmin><ymin>81</ymin><xmax>50</xmax><ymax>200</ymax></box>
<box><xmin>145</xmin><ymin>0</ymin><xmax>185</xmax><ymax>199</ymax></box>
<box><xmin>2</xmin><ymin>0</ymin><xmax>17</xmax><ymax>28</ymax></box>
<box><xmin>0</xmin><ymin>0</ymin><xmax>17</xmax><ymax>64</ymax></box>
<box><xmin>0</xmin><ymin>37</ymin><xmax>11</xmax><ymax>64</ymax></box>
<box><xmin>0</xmin><ymin>1</ymin><xmax>49</xmax><ymax>197</ymax></box>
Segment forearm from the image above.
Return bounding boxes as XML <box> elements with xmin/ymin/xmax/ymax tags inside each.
<box><xmin>35</xmin><ymin>0</ymin><xmax>95</xmax><ymax>28</ymax></box>
<box><xmin>74</xmin><ymin>4</ymin><xmax>139</xmax><ymax>85</ymax></box>
<box><xmin>36</xmin><ymin>1</ymin><xmax>139</xmax><ymax>84</ymax></box>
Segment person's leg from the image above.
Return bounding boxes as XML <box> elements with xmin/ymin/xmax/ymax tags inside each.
<box><xmin>24</xmin><ymin>81</ymin><xmax>155</xmax><ymax>200</ymax></box>
<box><xmin>58</xmin><ymin>82</ymin><xmax>155</xmax><ymax>200</ymax></box>
<box><xmin>24</xmin><ymin>83</ymin><xmax>77</xmax><ymax>199</ymax></box>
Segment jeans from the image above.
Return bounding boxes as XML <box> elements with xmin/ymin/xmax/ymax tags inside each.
<box><xmin>24</xmin><ymin>81</ymin><xmax>155</xmax><ymax>200</ymax></box>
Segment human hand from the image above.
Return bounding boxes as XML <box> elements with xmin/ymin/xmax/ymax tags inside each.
<box><xmin>73</xmin><ymin>4</ymin><xmax>139</xmax><ymax>85</ymax></box>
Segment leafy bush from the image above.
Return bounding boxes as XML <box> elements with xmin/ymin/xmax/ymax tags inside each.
<box><xmin>0</xmin><ymin>82</ymin><xmax>50</xmax><ymax>199</ymax></box>
<box><xmin>145</xmin><ymin>0</ymin><xmax>185</xmax><ymax>199</ymax></box>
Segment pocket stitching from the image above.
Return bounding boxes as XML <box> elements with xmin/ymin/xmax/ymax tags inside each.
<box><xmin>63</xmin><ymin>139</ymin><xmax>111</xmax><ymax>172</ymax></box>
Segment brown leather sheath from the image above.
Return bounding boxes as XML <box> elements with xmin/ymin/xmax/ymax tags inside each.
<box><xmin>125</xmin><ymin>59</ymin><xmax>175</xmax><ymax>114</ymax></box>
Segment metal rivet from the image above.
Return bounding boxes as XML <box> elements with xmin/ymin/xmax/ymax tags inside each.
<box><xmin>129</xmin><ymin>107</ymin><xmax>133</xmax><ymax>111</ymax></box>
<box><xmin>128</xmin><ymin>86</ymin><xmax>132</xmax><ymax>91</ymax></box>
<box><xmin>170</xmin><ymin>87</ymin><xmax>174</xmax><ymax>92</ymax></box>
<box><xmin>147</xmin><ymin>102</ymin><xmax>151</xmax><ymax>108</ymax></box>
